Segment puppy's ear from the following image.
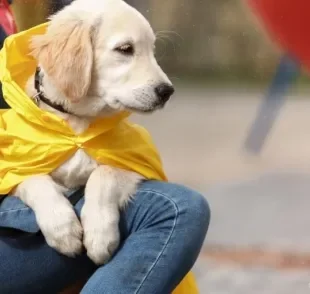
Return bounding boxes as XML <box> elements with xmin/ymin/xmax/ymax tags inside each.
<box><xmin>31</xmin><ymin>20</ymin><xmax>93</xmax><ymax>102</ymax></box>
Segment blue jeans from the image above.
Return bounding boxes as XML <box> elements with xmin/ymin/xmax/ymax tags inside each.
<box><xmin>0</xmin><ymin>181</ymin><xmax>210</xmax><ymax>294</ymax></box>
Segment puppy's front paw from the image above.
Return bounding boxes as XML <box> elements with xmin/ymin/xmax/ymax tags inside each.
<box><xmin>81</xmin><ymin>205</ymin><xmax>120</xmax><ymax>265</ymax></box>
<box><xmin>36</xmin><ymin>202</ymin><xmax>83</xmax><ymax>257</ymax></box>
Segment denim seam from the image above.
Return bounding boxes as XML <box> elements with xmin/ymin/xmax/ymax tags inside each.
<box><xmin>134</xmin><ymin>189</ymin><xmax>179</xmax><ymax>294</ymax></box>
<box><xmin>0</xmin><ymin>207</ymin><xmax>31</xmax><ymax>215</ymax></box>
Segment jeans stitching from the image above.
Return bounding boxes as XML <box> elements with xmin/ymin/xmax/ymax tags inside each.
<box><xmin>0</xmin><ymin>207</ymin><xmax>31</xmax><ymax>215</ymax></box>
<box><xmin>134</xmin><ymin>189</ymin><xmax>179</xmax><ymax>294</ymax></box>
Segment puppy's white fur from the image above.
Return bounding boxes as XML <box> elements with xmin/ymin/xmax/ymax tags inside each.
<box><xmin>13</xmin><ymin>0</ymin><xmax>173</xmax><ymax>264</ymax></box>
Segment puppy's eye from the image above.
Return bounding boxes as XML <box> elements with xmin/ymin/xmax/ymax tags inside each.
<box><xmin>115</xmin><ymin>44</ymin><xmax>134</xmax><ymax>56</ymax></box>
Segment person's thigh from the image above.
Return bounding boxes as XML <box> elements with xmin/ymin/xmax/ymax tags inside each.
<box><xmin>82</xmin><ymin>180</ymin><xmax>210</xmax><ymax>294</ymax></box>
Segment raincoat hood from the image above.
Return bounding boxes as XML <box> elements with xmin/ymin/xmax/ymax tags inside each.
<box><xmin>0</xmin><ymin>23</ymin><xmax>198</xmax><ymax>293</ymax></box>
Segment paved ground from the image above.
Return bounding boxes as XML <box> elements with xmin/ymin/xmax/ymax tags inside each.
<box><xmin>194</xmin><ymin>258</ymin><xmax>310</xmax><ymax>294</ymax></box>
<box><xmin>133</xmin><ymin>86</ymin><xmax>310</xmax><ymax>293</ymax></box>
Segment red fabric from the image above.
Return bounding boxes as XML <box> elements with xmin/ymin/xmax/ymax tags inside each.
<box><xmin>248</xmin><ymin>0</ymin><xmax>310</xmax><ymax>70</ymax></box>
<box><xmin>0</xmin><ymin>0</ymin><xmax>16</xmax><ymax>35</ymax></box>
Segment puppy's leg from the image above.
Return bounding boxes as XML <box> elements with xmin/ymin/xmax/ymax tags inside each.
<box><xmin>14</xmin><ymin>175</ymin><xmax>83</xmax><ymax>257</ymax></box>
<box><xmin>81</xmin><ymin>166</ymin><xmax>143</xmax><ymax>265</ymax></box>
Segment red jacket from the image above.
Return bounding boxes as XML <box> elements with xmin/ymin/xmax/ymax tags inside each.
<box><xmin>248</xmin><ymin>0</ymin><xmax>310</xmax><ymax>71</ymax></box>
<box><xmin>0</xmin><ymin>0</ymin><xmax>16</xmax><ymax>36</ymax></box>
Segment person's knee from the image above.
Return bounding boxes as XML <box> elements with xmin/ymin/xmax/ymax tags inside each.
<box><xmin>138</xmin><ymin>180</ymin><xmax>211</xmax><ymax>275</ymax></box>
<box><xmin>139</xmin><ymin>180</ymin><xmax>211</xmax><ymax>238</ymax></box>
<box><xmin>174</xmin><ymin>183</ymin><xmax>211</xmax><ymax>237</ymax></box>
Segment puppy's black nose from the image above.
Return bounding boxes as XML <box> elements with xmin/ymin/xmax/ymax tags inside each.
<box><xmin>155</xmin><ymin>83</ymin><xmax>174</xmax><ymax>103</ymax></box>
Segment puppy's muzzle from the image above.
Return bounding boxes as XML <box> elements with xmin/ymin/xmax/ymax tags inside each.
<box><xmin>154</xmin><ymin>83</ymin><xmax>174</xmax><ymax>105</ymax></box>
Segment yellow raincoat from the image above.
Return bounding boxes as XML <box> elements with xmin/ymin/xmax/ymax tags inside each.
<box><xmin>0</xmin><ymin>24</ymin><xmax>198</xmax><ymax>293</ymax></box>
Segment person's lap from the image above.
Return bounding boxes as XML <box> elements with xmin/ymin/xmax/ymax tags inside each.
<box><xmin>0</xmin><ymin>180</ymin><xmax>210</xmax><ymax>294</ymax></box>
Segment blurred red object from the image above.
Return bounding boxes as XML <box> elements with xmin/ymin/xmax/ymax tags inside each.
<box><xmin>248</xmin><ymin>0</ymin><xmax>310</xmax><ymax>70</ymax></box>
<box><xmin>0</xmin><ymin>0</ymin><xmax>16</xmax><ymax>35</ymax></box>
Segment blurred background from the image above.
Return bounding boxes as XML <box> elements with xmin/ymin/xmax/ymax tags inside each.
<box><xmin>3</xmin><ymin>0</ymin><xmax>310</xmax><ymax>293</ymax></box>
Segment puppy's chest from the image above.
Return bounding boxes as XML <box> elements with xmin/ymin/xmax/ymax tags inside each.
<box><xmin>51</xmin><ymin>149</ymin><xmax>98</xmax><ymax>188</ymax></box>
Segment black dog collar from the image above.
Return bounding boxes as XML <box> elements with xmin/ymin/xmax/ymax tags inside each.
<box><xmin>34</xmin><ymin>67</ymin><xmax>71</xmax><ymax>114</ymax></box>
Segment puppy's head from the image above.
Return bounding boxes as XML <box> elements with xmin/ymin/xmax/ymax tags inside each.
<box><xmin>31</xmin><ymin>0</ymin><xmax>174</xmax><ymax>117</ymax></box>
